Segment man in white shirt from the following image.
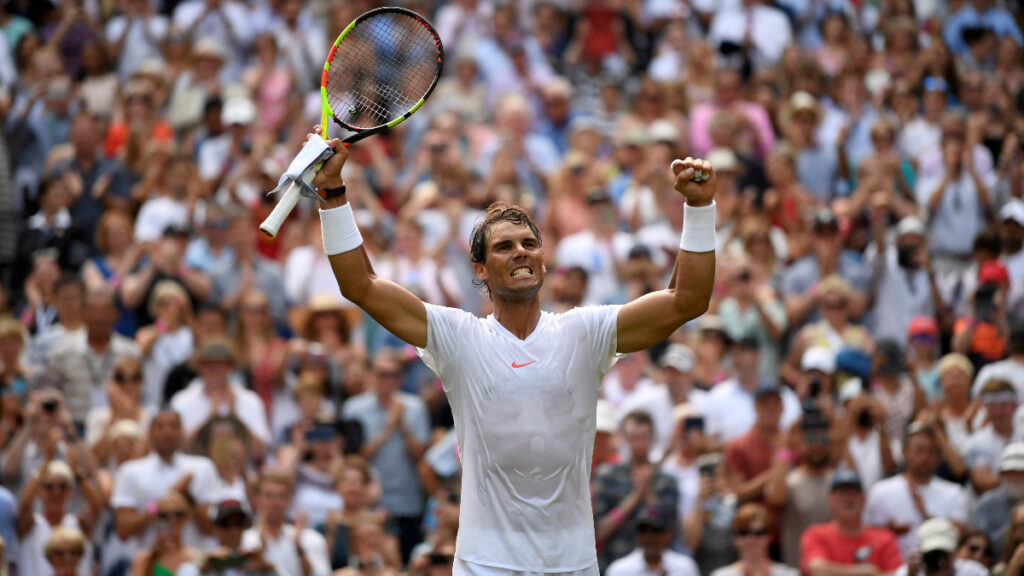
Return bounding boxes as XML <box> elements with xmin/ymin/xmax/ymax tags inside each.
<box><xmin>606</xmin><ymin>507</ymin><xmax>699</xmax><ymax>576</ymax></box>
<box><xmin>241</xmin><ymin>472</ymin><xmax>331</xmax><ymax>576</ymax></box>
<box><xmin>111</xmin><ymin>410</ymin><xmax>219</xmax><ymax>557</ymax></box>
<box><xmin>701</xmin><ymin>337</ymin><xmax>801</xmax><ymax>443</ymax></box>
<box><xmin>708</xmin><ymin>0</ymin><xmax>793</xmax><ymax>68</ymax></box>
<box><xmin>169</xmin><ymin>339</ymin><xmax>271</xmax><ymax>452</ymax></box>
<box><xmin>305</xmin><ymin>126</ymin><xmax>718</xmax><ymax>575</ymax></box>
<box><xmin>865</xmin><ymin>423</ymin><xmax>968</xmax><ymax>557</ymax></box>
<box><xmin>965</xmin><ymin>379</ymin><xmax>1020</xmax><ymax>494</ymax></box>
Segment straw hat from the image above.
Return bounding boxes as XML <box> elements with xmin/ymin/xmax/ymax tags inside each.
<box><xmin>288</xmin><ymin>293</ymin><xmax>361</xmax><ymax>339</ymax></box>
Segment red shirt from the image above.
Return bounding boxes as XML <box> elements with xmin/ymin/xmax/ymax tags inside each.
<box><xmin>800</xmin><ymin>522</ymin><xmax>902</xmax><ymax>574</ymax></box>
<box><xmin>725</xmin><ymin>429</ymin><xmax>775</xmax><ymax>483</ymax></box>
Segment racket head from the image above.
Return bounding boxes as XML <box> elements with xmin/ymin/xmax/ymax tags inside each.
<box><xmin>320</xmin><ymin>7</ymin><xmax>444</xmax><ymax>140</ymax></box>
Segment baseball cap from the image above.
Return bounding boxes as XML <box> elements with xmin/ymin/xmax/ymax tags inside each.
<box><xmin>162</xmin><ymin>223</ymin><xmax>191</xmax><ymax>238</ymax></box>
<box><xmin>830</xmin><ymin>469</ymin><xmax>863</xmax><ymax>492</ymax></box>
<box><xmin>212</xmin><ymin>499</ymin><xmax>252</xmax><ymax>526</ymax></box>
<box><xmin>917</xmin><ymin>518</ymin><xmax>958</xmax><ymax>553</ymax></box>
<box><xmin>222</xmin><ymin>97</ymin><xmax>256</xmax><ymax>126</ymax></box>
<box><xmin>635</xmin><ymin>506</ymin><xmax>670</xmax><ymax>531</ymax></box>
<box><xmin>109</xmin><ymin>419</ymin><xmax>143</xmax><ymax>441</ymax></box>
<box><xmin>908</xmin><ymin>316</ymin><xmax>939</xmax><ymax>340</ymax></box>
<box><xmin>978</xmin><ymin>261</ymin><xmax>1010</xmax><ymax>286</ymax></box>
<box><xmin>45</xmin><ymin>460</ymin><xmax>74</xmax><ymax>483</ymax></box>
<box><xmin>754</xmin><ymin>381</ymin><xmax>783</xmax><ymax>400</ymax></box>
<box><xmin>193</xmin><ymin>38</ymin><xmax>227</xmax><ymax>61</ymax></box>
<box><xmin>1001</xmin><ymin>200</ymin><xmax>1024</xmax><ymax>226</ymax></box>
<box><xmin>838</xmin><ymin>378</ymin><xmax>863</xmax><ymax>404</ymax></box>
<box><xmin>896</xmin><ymin>216</ymin><xmax>926</xmax><ymax>238</ymax></box>
<box><xmin>595</xmin><ymin>399</ymin><xmax>616</xmax><ymax>434</ymax></box>
<box><xmin>836</xmin><ymin>349</ymin><xmax>872</xmax><ymax>380</ymax></box>
<box><xmin>649</xmin><ymin>120</ymin><xmax>680</xmax><ymax>144</ymax></box>
<box><xmin>1002</xmin><ymin>443</ymin><xmax>1024</xmax><ymax>473</ymax></box>
<box><xmin>801</xmin><ymin>347</ymin><xmax>836</xmax><ymax>374</ymax></box>
<box><xmin>660</xmin><ymin>343</ymin><xmax>696</xmax><ymax>373</ymax></box>
<box><xmin>197</xmin><ymin>339</ymin><xmax>236</xmax><ymax>364</ymax></box>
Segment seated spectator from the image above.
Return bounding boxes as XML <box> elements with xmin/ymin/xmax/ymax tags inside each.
<box><xmin>840</xmin><ymin>385</ymin><xmax>898</xmax><ymax>490</ymax></box>
<box><xmin>43</xmin><ymin>527</ymin><xmax>88</xmax><ymax>576</ymax></box>
<box><xmin>17</xmin><ymin>458</ymin><xmax>99</xmax><ymax>576</ymax></box>
<box><xmin>684</xmin><ymin>453</ymin><xmax>739</xmax><ymax>574</ymax></box>
<box><xmin>199</xmin><ymin>499</ymin><xmax>276</xmax><ymax>575</ymax></box>
<box><xmin>955</xmin><ymin>530</ymin><xmax>993</xmax><ymax>571</ymax></box>
<box><xmin>326</xmin><ymin>456</ymin><xmax>396</xmax><ymax>571</ymax></box>
<box><xmin>965</xmin><ymin>379</ymin><xmax>1019</xmax><ymax>494</ymax></box>
<box><xmin>908</xmin><ymin>316</ymin><xmax>942</xmax><ymax>401</ymax></box>
<box><xmin>690</xmin><ymin>67</ymin><xmax>776</xmax><ymax>160</ymax></box>
<box><xmin>893</xmin><ymin>518</ymin><xmax>990</xmax><ymax>576</ymax></box>
<box><xmin>241</xmin><ymin>471</ymin><xmax>331</xmax><ymax>576</ymax></box>
<box><xmin>85</xmin><ymin>355</ymin><xmax>150</xmax><ymax>462</ymax></box>
<box><xmin>865</xmin><ymin>423</ymin><xmax>969</xmax><ymax>556</ymax></box>
<box><xmin>973</xmin><ymin>443</ymin><xmax>1024</xmax><ymax>559</ymax></box>
<box><xmin>136</xmin><ymin>280</ymin><xmax>195</xmax><ymax>408</ymax></box>
<box><xmin>130</xmin><ymin>492</ymin><xmax>200</xmax><ymax>576</ymax></box>
<box><xmin>800</xmin><ymin>470</ymin><xmax>902</xmax><ymax>576</ymax></box>
<box><xmin>606</xmin><ymin>507</ymin><xmax>699</xmax><ymax>576</ymax></box>
<box><xmin>871</xmin><ymin>340</ymin><xmax>927</xmax><ymax>444</ymax></box>
<box><xmin>594</xmin><ymin>410</ymin><xmax>679</xmax><ymax>569</ymax></box>
<box><xmin>710</xmin><ymin>503</ymin><xmax>799</xmax><ymax>576</ymax></box>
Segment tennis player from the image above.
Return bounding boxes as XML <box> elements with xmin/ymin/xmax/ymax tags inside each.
<box><xmin>307</xmin><ymin>127</ymin><xmax>716</xmax><ymax>576</ymax></box>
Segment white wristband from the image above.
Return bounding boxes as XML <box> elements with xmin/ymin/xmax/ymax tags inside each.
<box><xmin>320</xmin><ymin>203</ymin><xmax>363</xmax><ymax>256</ymax></box>
<box><xmin>680</xmin><ymin>201</ymin><xmax>717</xmax><ymax>253</ymax></box>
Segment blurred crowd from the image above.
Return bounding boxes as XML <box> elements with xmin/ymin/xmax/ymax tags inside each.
<box><xmin>1</xmin><ymin>0</ymin><xmax>1024</xmax><ymax>575</ymax></box>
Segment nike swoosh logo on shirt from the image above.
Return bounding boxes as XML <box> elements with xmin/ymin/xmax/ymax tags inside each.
<box><xmin>511</xmin><ymin>361</ymin><xmax>536</xmax><ymax>368</ymax></box>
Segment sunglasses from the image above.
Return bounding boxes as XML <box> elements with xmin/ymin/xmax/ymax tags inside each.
<box><xmin>823</xmin><ymin>299</ymin><xmax>846</xmax><ymax>310</ymax></box>
<box><xmin>636</xmin><ymin>524</ymin><xmax>665</xmax><ymax>534</ymax></box>
<box><xmin>43</xmin><ymin>482</ymin><xmax>70</xmax><ymax>492</ymax></box>
<box><xmin>375</xmin><ymin>371</ymin><xmax>403</xmax><ymax>378</ymax></box>
<box><xmin>910</xmin><ymin>334</ymin><xmax>935</xmax><ymax>344</ymax></box>
<box><xmin>158</xmin><ymin>510</ymin><xmax>188</xmax><ymax>521</ymax></box>
<box><xmin>804</xmin><ymin>433</ymin><xmax>830</xmax><ymax>445</ymax></box>
<box><xmin>114</xmin><ymin>372</ymin><xmax>142</xmax><ymax>383</ymax></box>
<box><xmin>219</xmin><ymin>517</ymin><xmax>249</xmax><ymax>529</ymax></box>
<box><xmin>49</xmin><ymin>548</ymin><xmax>83</xmax><ymax>560</ymax></box>
<box><xmin>736</xmin><ymin>528</ymin><xmax>769</xmax><ymax>537</ymax></box>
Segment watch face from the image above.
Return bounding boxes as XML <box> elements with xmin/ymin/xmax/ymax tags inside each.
<box><xmin>854</xmin><ymin>545</ymin><xmax>873</xmax><ymax>563</ymax></box>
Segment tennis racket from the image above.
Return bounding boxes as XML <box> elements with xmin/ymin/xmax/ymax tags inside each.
<box><xmin>259</xmin><ymin>6</ymin><xmax>444</xmax><ymax>238</ymax></box>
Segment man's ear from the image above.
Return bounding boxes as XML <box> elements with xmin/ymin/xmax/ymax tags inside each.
<box><xmin>541</xmin><ymin>264</ymin><xmax>547</xmax><ymax>274</ymax></box>
<box><xmin>473</xmin><ymin>262</ymin><xmax>488</xmax><ymax>284</ymax></box>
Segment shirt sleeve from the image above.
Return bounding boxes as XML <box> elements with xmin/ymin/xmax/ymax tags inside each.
<box><xmin>799</xmin><ymin>527</ymin><xmax>828</xmax><ymax>573</ymax></box>
<box><xmin>876</xmin><ymin>532</ymin><xmax>904</xmax><ymax>571</ymax></box>
<box><xmin>569</xmin><ymin>305</ymin><xmax>622</xmax><ymax>376</ymax></box>
<box><xmin>415</xmin><ymin>304</ymin><xmax>472</xmax><ymax>385</ymax></box>
<box><xmin>110</xmin><ymin>465</ymin><xmax>139</xmax><ymax>509</ymax></box>
<box><xmin>300</xmin><ymin>529</ymin><xmax>332</xmax><ymax>576</ymax></box>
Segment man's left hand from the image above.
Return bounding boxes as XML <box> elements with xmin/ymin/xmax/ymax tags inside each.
<box><xmin>671</xmin><ymin>157</ymin><xmax>716</xmax><ymax>207</ymax></box>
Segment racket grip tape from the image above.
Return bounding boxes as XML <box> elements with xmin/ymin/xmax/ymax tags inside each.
<box><xmin>259</xmin><ymin>182</ymin><xmax>301</xmax><ymax>238</ymax></box>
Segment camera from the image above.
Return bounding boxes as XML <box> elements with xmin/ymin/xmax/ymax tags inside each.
<box><xmin>975</xmin><ymin>286</ymin><xmax>997</xmax><ymax>323</ymax></box>
<box><xmin>41</xmin><ymin>399</ymin><xmax>59</xmax><ymax>413</ymax></box>
<box><xmin>922</xmin><ymin>550</ymin><xmax>950</xmax><ymax>574</ymax></box>
<box><xmin>427</xmin><ymin>552</ymin><xmax>454</xmax><ymax>566</ymax></box>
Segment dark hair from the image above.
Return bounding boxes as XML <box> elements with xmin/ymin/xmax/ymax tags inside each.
<box><xmin>1008</xmin><ymin>323</ymin><xmax>1024</xmax><ymax>355</ymax></box>
<box><xmin>621</xmin><ymin>410</ymin><xmax>654</xmax><ymax>432</ymax></box>
<box><xmin>973</xmin><ymin>228</ymin><xmax>1002</xmax><ymax>256</ymax></box>
<box><xmin>468</xmin><ymin>202</ymin><xmax>542</xmax><ymax>297</ymax></box>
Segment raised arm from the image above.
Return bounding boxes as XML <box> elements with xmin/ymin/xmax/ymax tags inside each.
<box><xmin>617</xmin><ymin>157</ymin><xmax>716</xmax><ymax>353</ymax></box>
<box><xmin>311</xmin><ymin>129</ymin><xmax>428</xmax><ymax>349</ymax></box>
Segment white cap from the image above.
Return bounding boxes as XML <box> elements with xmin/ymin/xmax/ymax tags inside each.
<box><xmin>596</xmin><ymin>399</ymin><xmax>616</xmax><ymax>434</ymax></box>
<box><xmin>661</xmin><ymin>343</ymin><xmax>696</xmax><ymax>373</ymax></box>
<box><xmin>1001</xmin><ymin>442</ymin><xmax>1024</xmax><ymax>472</ymax></box>
<box><xmin>707</xmin><ymin>148</ymin><xmax>739</xmax><ymax>173</ymax></box>
<box><xmin>917</xmin><ymin>518</ymin><xmax>958</xmax><ymax>553</ymax></box>
<box><xmin>897</xmin><ymin>216</ymin><xmax>926</xmax><ymax>238</ymax></box>
<box><xmin>193</xmin><ymin>38</ymin><xmax>227</xmax><ymax>61</ymax></box>
<box><xmin>222</xmin><ymin>97</ymin><xmax>255</xmax><ymax>126</ymax></box>
<box><xmin>109</xmin><ymin>419</ymin><xmax>143</xmax><ymax>441</ymax></box>
<box><xmin>801</xmin><ymin>346</ymin><xmax>836</xmax><ymax>374</ymax></box>
<box><xmin>649</xmin><ymin>119</ymin><xmax>679</xmax><ymax>144</ymax></box>
<box><xmin>838</xmin><ymin>377</ymin><xmax>863</xmax><ymax>404</ymax></box>
<box><xmin>1000</xmin><ymin>200</ymin><xmax>1024</xmax><ymax>226</ymax></box>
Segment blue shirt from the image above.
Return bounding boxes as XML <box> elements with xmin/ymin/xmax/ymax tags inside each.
<box><xmin>943</xmin><ymin>5</ymin><xmax>1023</xmax><ymax>55</ymax></box>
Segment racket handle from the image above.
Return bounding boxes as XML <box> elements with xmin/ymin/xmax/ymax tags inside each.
<box><xmin>259</xmin><ymin>182</ymin><xmax>301</xmax><ymax>238</ymax></box>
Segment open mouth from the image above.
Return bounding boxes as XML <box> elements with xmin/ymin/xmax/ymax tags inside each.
<box><xmin>510</xmin><ymin>266</ymin><xmax>533</xmax><ymax>278</ymax></box>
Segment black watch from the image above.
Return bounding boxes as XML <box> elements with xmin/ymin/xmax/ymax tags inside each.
<box><xmin>322</xmin><ymin>184</ymin><xmax>346</xmax><ymax>199</ymax></box>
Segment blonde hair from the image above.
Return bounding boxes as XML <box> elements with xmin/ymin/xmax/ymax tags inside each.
<box><xmin>44</xmin><ymin>527</ymin><xmax>85</xmax><ymax>558</ymax></box>
<box><xmin>148</xmin><ymin>280</ymin><xmax>191</xmax><ymax>319</ymax></box>
<box><xmin>0</xmin><ymin>318</ymin><xmax>24</xmax><ymax>344</ymax></box>
<box><xmin>819</xmin><ymin>275</ymin><xmax>852</xmax><ymax>300</ymax></box>
<box><xmin>938</xmin><ymin>353</ymin><xmax>974</xmax><ymax>379</ymax></box>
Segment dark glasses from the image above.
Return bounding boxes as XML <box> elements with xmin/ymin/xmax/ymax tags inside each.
<box><xmin>115</xmin><ymin>372</ymin><xmax>142</xmax><ymax>383</ymax></box>
<box><xmin>49</xmin><ymin>548</ymin><xmax>83</xmax><ymax>559</ymax></box>
<box><xmin>43</xmin><ymin>481</ymin><xmax>70</xmax><ymax>492</ymax></box>
<box><xmin>737</xmin><ymin>528</ymin><xmax>768</xmax><ymax>537</ymax></box>
<box><xmin>158</xmin><ymin>510</ymin><xmax>188</xmax><ymax>521</ymax></box>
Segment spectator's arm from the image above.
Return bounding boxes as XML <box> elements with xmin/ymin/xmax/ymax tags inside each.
<box><xmin>966</xmin><ymin>160</ymin><xmax>993</xmax><ymax>221</ymax></box>
<box><xmin>121</xmin><ymin>262</ymin><xmax>157</xmax><ymax>310</ymax></box>
<box><xmin>926</xmin><ymin>174</ymin><xmax>952</xmax><ymax>214</ymax></box>
<box><xmin>74</xmin><ymin>468</ymin><xmax>103</xmax><ymax>535</ymax></box>
<box><xmin>115</xmin><ymin>506</ymin><xmax>154</xmax><ymax>540</ymax></box>
<box><xmin>970</xmin><ymin>465</ymin><xmax>1002</xmax><ymax>495</ymax></box>
<box><xmin>932</xmin><ymin>424</ymin><xmax>966</xmax><ymax>480</ymax></box>
<box><xmin>178</xmin><ymin>265</ymin><xmax>211</xmax><ymax>301</ymax></box>
<box><xmin>763</xmin><ymin>453</ymin><xmax>792</xmax><ymax>508</ymax></box>
<box><xmin>807</xmin><ymin>559</ymin><xmax>887</xmax><ymax>576</ymax></box>
<box><xmin>1</xmin><ymin>421</ymin><xmax>32</xmax><ymax>482</ymax></box>
<box><xmin>952</xmin><ymin>320</ymin><xmax>974</xmax><ymax>355</ymax></box>
<box><xmin>16</xmin><ymin>467</ymin><xmax>42</xmax><ymax>537</ymax></box>
<box><xmin>595</xmin><ymin>488</ymin><xmax>643</xmax><ymax>545</ymax></box>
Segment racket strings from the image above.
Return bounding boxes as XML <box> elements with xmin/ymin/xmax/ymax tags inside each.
<box><xmin>326</xmin><ymin>12</ymin><xmax>440</xmax><ymax>130</ymax></box>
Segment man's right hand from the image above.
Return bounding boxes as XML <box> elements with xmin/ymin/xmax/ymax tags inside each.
<box><xmin>632</xmin><ymin>462</ymin><xmax>655</xmax><ymax>497</ymax></box>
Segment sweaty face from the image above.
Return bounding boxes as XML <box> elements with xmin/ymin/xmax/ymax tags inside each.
<box><xmin>474</xmin><ymin>221</ymin><xmax>544</xmax><ymax>300</ymax></box>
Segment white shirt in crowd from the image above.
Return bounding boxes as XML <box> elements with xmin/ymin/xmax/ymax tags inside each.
<box><xmin>18</xmin><ymin>513</ymin><xmax>93</xmax><ymax>576</ymax></box>
<box><xmin>242</xmin><ymin>524</ymin><xmax>331</xmax><ymax>576</ymax></box>
<box><xmin>615</xmin><ymin>381</ymin><xmax>676</xmax><ymax>461</ymax></box>
<box><xmin>708</xmin><ymin>4</ymin><xmax>793</xmax><ymax>66</ymax></box>
<box><xmin>554</xmin><ymin>230</ymin><xmax>635</xmax><ymax>306</ymax></box>
<box><xmin>111</xmin><ymin>452</ymin><xmax>219</xmax><ymax>554</ymax></box>
<box><xmin>700</xmin><ymin>378</ymin><xmax>801</xmax><ymax>443</ymax></box>
<box><xmin>169</xmin><ymin>380</ymin><xmax>271</xmax><ymax>444</ymax></box>
<box><xmin>416</xmin><ymin>303</ymin><xmax>620</xmax><ymax>572</ymax></box>
<box><xmin>864</xmin><ymin>474</ymin><xmax>968</xmax><ymax>557</ymax></box>
<box><xmin>964</xmin><ymin>426</ymin><xmax>1016</xmax><ymax>475</ymax></box>
<box><xmin>607</xmin><ymin>548</ymin><xmax>700</xmax><ymax>576</ymax></box>
<box><xmin>973</xmin><ymin>357</ymin><xmax>1024</xmax><ymax>400</ymax></box>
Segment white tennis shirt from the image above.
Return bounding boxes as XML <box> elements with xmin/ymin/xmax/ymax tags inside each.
<box><xmin>417</xmin><ymin>303</ymin><xmax>622</xmax><ymax>572</ymax></box>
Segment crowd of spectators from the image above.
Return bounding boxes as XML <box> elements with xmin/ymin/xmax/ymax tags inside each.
<box><xmin>1</xmin><ymin>0</ymin><xmax>1024</xmax><ymax>575</ymax></box>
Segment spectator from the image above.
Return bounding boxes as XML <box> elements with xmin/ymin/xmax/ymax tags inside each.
<box><xmin>702</xmin><ymin>338</ymin><xmax>801</xmax><ymax>443</ymax></box>
<box><xmin>199</xmin><ymin>499</ymin><xmax>276</xmax><ymax>575</ymax></box>
<box><xmin>606</xmin><ymin>506</ymin><xmax>700</xmax><ymax>576</ymax></box>
<box><xmin>955</xmin><ymin>530</ymin><xmax>993</xmax><ymax>571</ymax></box>
<box><xmin>934</xmin><ymin>353</ymin><xmax>979</xmax><ymax>456</ymax></box>
<box><xmin>952</xmin><ymin>261</ymin><xmax>1011</xmax><ymax>366</ymax></box>
<box><xmin>766</xmin><ymin>409</ymin><xmax>838</xmax><ymax>566</ymax></box>
<box><xmin>168</xmin><ymin>338</ymin><xmax>271</xmax><ymax>451</ymax></box>
<box><xmin>136</xmin><ymin>280</ymin><xmax>195</xmax><ymax>408</ymax></box>
<box><xmin>710</xmin><ymin>503</ymin><xmax>798</xmax><ymax>576</ymax></box>
<box><xmin>965</xmin><ymin>379</ymin><xmax>1019</xmax><ymax>494</ymax></box>
<box><xmin>865</xmin><ymin>423</ymin><xmax>969</xmax><ymax>556</ymax></box>
<box><xmin>716</xmin><ymin>259</ymin><xmax>787</xmax><ymax>380</ymax></box>
<box><xmin>893</xmin><ymin>518</ymin><xmax>990</xmax><ymax>576</ymax></box>
<box><xmin>690</xmin><ymin>67</ymin><xmax>776</xmax><ymax>160</ymax></box>
<box><xmin>839</xmin><ymin>385</ymin><xmax>898</xmax><ymax>490</ymax></box>
<box><xmin>342</xmin><ymin>349</ymin><xmax>430</xmax><ymax>564</ymax></box>
<box><xmin>43</xmin><ymin>527</ymin><xmax>88</xmax><ymax>576</ymax></box>
<box><xmin>130</xmin><ymin>491</ymin><xmax>200</xmax><ymax>576</ymax></box>
<box><xmin>908</xmin><ymin>316</ymin><xmax>942</xmax><ymax>401</ymax></box>
<box><xmin>325</xmin><ymin>455</ymin><xmax>396</xmax><ymax>571</ymax></box>
<box><xmin>85</xmin><ymin>355</ymin><xmax>150</xmax><ymax>462</ymax></box>
<box><xmin>594</xmin><ymin>410</ymin><xmax>679</xmax><ymax>570</ymax></box>
<box><xmin>974</xmin><ymin>443</ymin><xmax>1024</xmax><ymax>559</ymax></box>
<box><xmin>800</xmin><ymin>470</ymin><xmax>902</xmax><ymax>576</ymax></box>
<box><xmin>241</xmin><ymin>471</ymin><xmax>331</xmax><ymax>576</ymax></box>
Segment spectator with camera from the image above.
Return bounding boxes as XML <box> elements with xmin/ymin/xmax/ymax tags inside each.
<box><xmin>200</xmin><ymin>499</ymin><xmax>276</xmax><ymax>576</ymax></box>
<box><xmin>953</xmin><ymin>261</ymin><xmax>1011</xmax><ymax>367</ymax></box>
<box><xmin>965</xmin><ymin>379</ymin><xmax>1019</xmax><ymax>494</ymax></box>
<box><xmin>130</xmin><ymin>491</ymin><xmax>200</xmax><ymax>576</ymax></box>
<box><xmin>241</xmin><ymin>471</ymin><xmax>330</xmax><ymax>576</ymax></box>
<box><xmin>606</xmin><ymin>506</ymin><xmax>699</xmax><ymax>576</ymax></box>
<box><xmin>893</xmin><ymin>519</ymin><xmax>989</xmax><ymax>576</ymax></box>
